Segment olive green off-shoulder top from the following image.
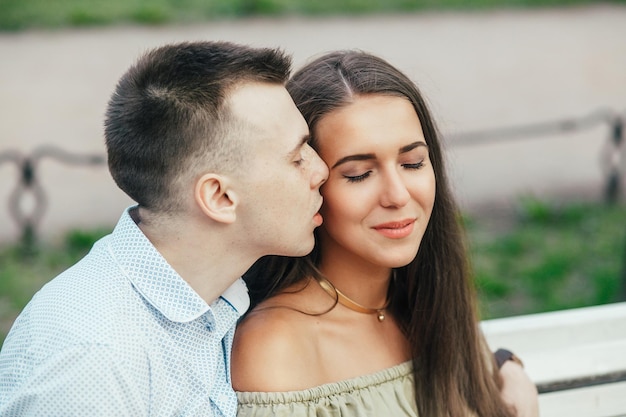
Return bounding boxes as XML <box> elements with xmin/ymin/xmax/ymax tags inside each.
<box><xmin>236</xmin><ymin>361</ymin><xmax>417</xmax><ymax>417</ymax></box>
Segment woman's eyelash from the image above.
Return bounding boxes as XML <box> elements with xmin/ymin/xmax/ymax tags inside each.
<box><xmin>402</xmin><ymin>161</ymin><xmax>424</xmax><ymax>170</ymax></box>
<box><xmin>344</xmin><ymin>171</ymin><xmax>371</xmax><ymax>183</ymax></box>
<box><xmin>344</xmin><ymin>161</ymin><xmax>424</xmax><ymax>182</ymax></box>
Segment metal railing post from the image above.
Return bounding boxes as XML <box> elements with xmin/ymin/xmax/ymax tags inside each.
<box><xmin>1</xmin><ymin>146</ymin><xmax>105</xmax><ymax>253</ymax></box>
<box><xmin>604</xmin><ymin>116</ymin><xmax>624</xmax><ymax>204</ymax></box>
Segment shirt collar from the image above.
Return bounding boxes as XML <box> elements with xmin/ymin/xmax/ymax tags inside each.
<box><xmin>220</xmin><ymin>277</ymin><xmax>250</xmax><ymax>315</ymax></box>
<box><xmin>205</xmin><ymin>279</ymin><xmax>250</xmax><ymax>338</ymax></box>
<box><xmin>108</xmin><ymin>206</ymin><xmax>249</xmax><ymax>323</ymax></box>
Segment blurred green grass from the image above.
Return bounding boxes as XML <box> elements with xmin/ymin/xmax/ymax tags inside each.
<box><xmin>1</xmin><ymin>0</ymin><xmax>625</xmax><ymax>31</ymax></box>
<box><xmin>1</xmin><ymin>199</ymin><xmax>625</xmax><ymax>345</ymax></box>
<box><xmin>469</xmin><ymin>197</ymin><xmax>626</xmax><ymax>318</ymax></box>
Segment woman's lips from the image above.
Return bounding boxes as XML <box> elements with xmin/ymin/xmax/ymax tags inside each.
<box><xmin>372</xmin><ymin>219</ymin><xmax>415</xmax><ymax>238</ymax></box>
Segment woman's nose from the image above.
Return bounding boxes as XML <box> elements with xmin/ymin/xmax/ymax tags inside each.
<box><xmin>380</xmin><ymin>170</ymin><xmax>410</xmax><ymax>208</ymax></box>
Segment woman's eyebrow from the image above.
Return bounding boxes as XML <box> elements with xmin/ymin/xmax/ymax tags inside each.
<box><xmin>331</xmin><ymin>153</ymin><xmax>375</xmax><ymax>169</ymax></box>
<box><xmin>332</xmin><ymin>141</ymin><xmax>428</xmax><ymax>168</ymax></box>
<box><xmin>399</xmin><ymin>141</ymin><xmax>428</xmax><ymax>154</ymax></box>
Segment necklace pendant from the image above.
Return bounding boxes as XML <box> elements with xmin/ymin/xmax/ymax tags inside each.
<box><xmin>377</xmin><ymin>311</ymin><xmax>385</xmax><ymax>322</ymax></box>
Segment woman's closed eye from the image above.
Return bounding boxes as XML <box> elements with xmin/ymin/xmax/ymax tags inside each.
<box><xmin>402</xmin><ymin>161</ymin><xmax>425</xmax><ymax>170</ymax></box>
<box><xmin>343</xmin><ymin>160</ymin><xmax>424</xmax><ymax>183</ymax></box>
<box><xmin>344</xmin><ymin>171</ymin><xmax>372</xmax><ymax>183</ymax></box>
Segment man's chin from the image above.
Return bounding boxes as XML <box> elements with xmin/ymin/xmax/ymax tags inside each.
<box><xmin>282</xmin><ymin>238</ymin><xmax>315</xmax><ymax>258</ymax></box>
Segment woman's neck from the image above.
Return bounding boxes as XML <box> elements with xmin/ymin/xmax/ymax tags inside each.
<box><xmin>317</xmin><ymin>258</ymin><xmax>392</xmax><ymax>308</ymax></box>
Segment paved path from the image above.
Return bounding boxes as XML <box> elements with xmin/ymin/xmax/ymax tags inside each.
<box><xmin>1</xmin><ymin>4</ymin><xmax>625</xmax><ymax>243</ymax></box>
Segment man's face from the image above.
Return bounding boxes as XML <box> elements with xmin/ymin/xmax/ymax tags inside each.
<box><xmin>228</xmin><ymin>82</ymin><xmax>328</xmax><ymax>257</ymax></box>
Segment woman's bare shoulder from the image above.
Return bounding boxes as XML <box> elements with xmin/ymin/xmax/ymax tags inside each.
<box><xmin>232</xmin><ymin>296</ymin><xmax>321</xmax><ymax>392</ymax></box>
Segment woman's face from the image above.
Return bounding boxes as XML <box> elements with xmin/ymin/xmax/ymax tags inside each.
<box><xmin>314</xmin><ymin>94</ymin><xmax>436</xmax><ymax>269</ymax></box>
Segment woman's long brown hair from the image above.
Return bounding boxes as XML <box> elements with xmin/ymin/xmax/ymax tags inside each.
<box><xmin>244</xmin><ymin>51</ymin><xmax>513</xmax><ymax>417</ymax></box>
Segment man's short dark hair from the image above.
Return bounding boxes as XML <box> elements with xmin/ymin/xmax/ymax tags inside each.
<box><xmin>105</xmin><ymin>41</ymin><xmax>291</xmax><ymax>213</ymax></box>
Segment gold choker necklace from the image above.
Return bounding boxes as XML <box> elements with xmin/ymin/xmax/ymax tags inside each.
<box><xmin>317</xmin><ymin>276</ymin><xmax>390</xmax><ymax>322</ymax></box>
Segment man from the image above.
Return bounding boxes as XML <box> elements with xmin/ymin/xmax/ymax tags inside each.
<box><xmin>0</xmin><ymin>41</ymin><xmax>328</xmax><ymax>416</ymax></box>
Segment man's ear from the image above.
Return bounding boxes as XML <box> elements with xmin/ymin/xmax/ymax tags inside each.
<box><xmin>195</xmin><ymin>173</ymin><xmax>238</xmax><ymax>224</ymax></box>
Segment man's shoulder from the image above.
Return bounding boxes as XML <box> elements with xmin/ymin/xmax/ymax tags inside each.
<box><xmin>31</xmin><ymin>240</ymin><xmax>128</xmax><ymax>313</ymax></box>
<box><xmin>5</xmin><ymin>242</ymin><xmax>142</xmax><ymax>350</ymax></box>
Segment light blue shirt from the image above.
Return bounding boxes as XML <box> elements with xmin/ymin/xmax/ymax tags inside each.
<box><xmin>0</xmin><ymin>206</ymin><xmax>250</xmax><ymax>416</ymax></box>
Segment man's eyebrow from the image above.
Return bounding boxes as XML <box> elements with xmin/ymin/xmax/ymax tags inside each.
<box><xmin>332</xmin><ymin>141</ymin><xmax>428</xmax><ymax>169</ymax></box>
<box><xmin>288</xmin><ymin>134</ymin><xmax>310</xmax><ymax>157</ymax></box>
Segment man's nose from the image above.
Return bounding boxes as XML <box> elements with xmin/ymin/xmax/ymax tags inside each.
<box><xmin>307</xmin><ymin>146</ymin><xmax>328</xmax><ymax>189</ymax></box>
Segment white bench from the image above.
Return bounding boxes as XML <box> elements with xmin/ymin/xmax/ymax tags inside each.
<box><xmin>482</xmin><ymin>302</ymin><xmax>626</xmax><ymax>417</ymax></box>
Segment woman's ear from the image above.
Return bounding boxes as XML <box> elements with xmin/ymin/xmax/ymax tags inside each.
<box><xmin>195</xmin><ymin>173</ymin><xmax>238</xmax><ymax>224</ymax></box>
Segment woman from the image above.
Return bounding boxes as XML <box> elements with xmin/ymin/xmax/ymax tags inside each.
<box><xmin>232</xmin><ymin>50</ymin><xmax>538</xmax><ymax>417</ymax></box>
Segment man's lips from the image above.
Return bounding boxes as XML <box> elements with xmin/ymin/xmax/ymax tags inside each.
<box><xmin>372</xmin><ymin>219</ymin><xmax>416</xmax><ymax>238</ymax></box>
<box><xmin>313</xmin><ymin>199</ymin><xmax>324</xmax><ymax>226</ymax></box>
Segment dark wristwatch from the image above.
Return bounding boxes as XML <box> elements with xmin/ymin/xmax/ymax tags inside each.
<box><xmin>494</xmin><ymin>348</ymin><xmax>524</xmax><ymax>369</ymax></box>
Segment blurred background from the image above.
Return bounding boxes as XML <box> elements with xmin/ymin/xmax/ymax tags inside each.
<box><xmin>1</xmin><ymin>0</ymin><xmax>625</xmax><ymax>342</ymax></box>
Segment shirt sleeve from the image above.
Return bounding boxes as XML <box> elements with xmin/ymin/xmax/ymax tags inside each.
<box><xmin>0</xmin><ymin>344</ymin><xmax>149</xmax><ymax>416</ymax></box>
